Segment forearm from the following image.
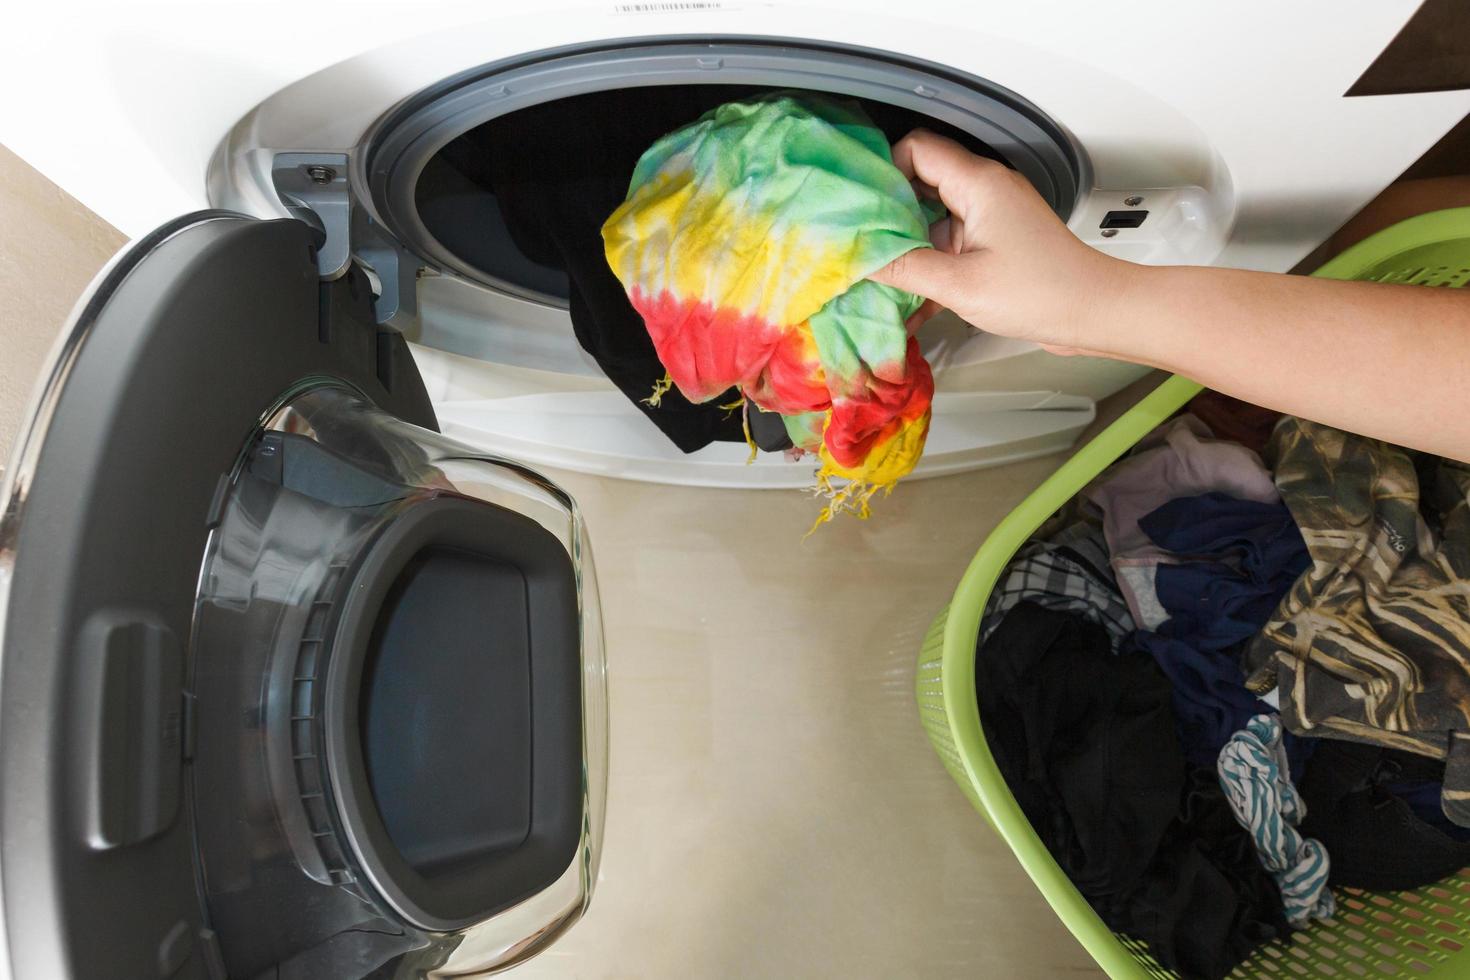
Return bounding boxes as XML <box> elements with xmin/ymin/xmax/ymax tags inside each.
<box><xmin>1100</xmin><ymin>264</ymin><xmax>1470</xmax><ymax>461</ymax></box>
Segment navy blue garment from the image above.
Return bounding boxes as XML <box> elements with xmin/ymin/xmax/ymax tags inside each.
<box><xmin>1142</xmin><ymin>492</ymin><xmax>1312</xmax><ymax>649</ymax></box>
<box><xmin>1128</xmin><ymin>492</ymin><xmax>1313</xmax><ymax>771</ymax></box>
<box><xmin>1120</xmin><ymin>632</ymin><xmax>1312</xmax><ymax>772</ymax></box>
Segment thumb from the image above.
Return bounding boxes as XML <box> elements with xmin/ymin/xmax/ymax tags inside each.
<box><xmin>867</xmin><ymin>246</ymin><xmax>962</xmax><ymax>307</ymax></box>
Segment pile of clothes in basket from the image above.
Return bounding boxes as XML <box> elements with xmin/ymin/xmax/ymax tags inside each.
<box><xmin>976</xmin><ymin>390</ymin><xmax>1470</xmax><ymax>980</ymax></box>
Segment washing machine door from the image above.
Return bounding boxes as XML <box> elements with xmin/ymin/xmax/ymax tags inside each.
<box><xmin>0</xmin><ymin>213</ymin><xmax>608</xmax><ymax>980</ymax></box>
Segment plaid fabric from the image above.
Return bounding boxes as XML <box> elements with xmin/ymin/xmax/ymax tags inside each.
<box><xmin>981</xmin><ymin>522</ymin><xmax>1136</xmax><ymax>652</ymax></box>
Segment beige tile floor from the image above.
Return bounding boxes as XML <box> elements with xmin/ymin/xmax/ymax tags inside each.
<box><xmin>0</xmin><ymin>143</ymin><xmax>1140</xmax><ymax>978</ymax></box>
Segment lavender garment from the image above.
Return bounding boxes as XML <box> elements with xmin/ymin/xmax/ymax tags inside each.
<box><xmin>1085</xmin><ymin>415</ymin><xmax>1280</xmax><ymax>626</ymax></box>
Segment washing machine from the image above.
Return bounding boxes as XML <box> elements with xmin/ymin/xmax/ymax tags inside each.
<box><xmin>6</xmin><ymin>1</ymin><xmax>1468</xmax><ymax>489</ymax></box>
<box><xmin>1</xmin><ymin>3</ymin><xmax>1468</xmax><ymax>979</ymax></box>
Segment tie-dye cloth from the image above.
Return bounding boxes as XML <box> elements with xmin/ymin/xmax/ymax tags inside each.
<box><xmin>602</xmin><ymin>93</ymin><xmax>939</xmax><ymax>525</ymax></box>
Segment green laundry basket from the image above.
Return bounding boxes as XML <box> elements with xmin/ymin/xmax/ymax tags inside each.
<box><xmin>916</xmin><ymin>208</ymin><xmax>1470</xmax><ymax>979</ymax></box>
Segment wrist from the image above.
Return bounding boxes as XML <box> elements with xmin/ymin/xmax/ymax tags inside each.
<box><xmin>1067</xmin><ymin>254</ymin><xmax>1152</xmax><ymax>360</ymax></box>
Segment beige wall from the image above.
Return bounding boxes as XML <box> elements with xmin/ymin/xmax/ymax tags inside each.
<box><xmin>0</xmin><ymin>145</ymin><xmax>125</xmax><ymax>463</ymax></box>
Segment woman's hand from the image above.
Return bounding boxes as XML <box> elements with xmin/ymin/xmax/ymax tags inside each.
<box><xmin>871</xmin><ymin>129</ymin><xmax>1134</xmax><ymax>356</ymax></box>
<box><xmin>873</xmin><ymin>140</ymin><xmax>1470</xmax><ymax>461</ymax></box>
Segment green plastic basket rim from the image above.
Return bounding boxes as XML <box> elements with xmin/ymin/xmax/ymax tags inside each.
<box><xmin>937</xmin><ymin>206</ymin><xmax>1470</xmax><ymax>979</ymax></box>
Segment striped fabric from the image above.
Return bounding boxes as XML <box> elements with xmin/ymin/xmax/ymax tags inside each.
<box><xmin>1217</xmin><ymin>714</ymin><xmax>1335</xmax><ymax>927</ymax></box>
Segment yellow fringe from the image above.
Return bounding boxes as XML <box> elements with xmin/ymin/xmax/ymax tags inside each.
<box><xmin>710</xmin><ymin>394</ymin><xmax>757</xmax><ymax>464</ymax></box>
<box><xmin>739</xmin><ymin>401</ymin><xmax>758</xmax><ymax>464</ymax></box>
<box><xmin>803</xmin><ymin>469</ymin><xmax>893</xmax><ymax>538</ymax></box>
<box><xmin>643</xmin><ymin>373</ymin><xmax>675</xmax><ymax>408</ymax></box>
<box><xmin>643</xmin><ymin>378</ymin><xmax>905</xmax><ymax>530</ymax></box>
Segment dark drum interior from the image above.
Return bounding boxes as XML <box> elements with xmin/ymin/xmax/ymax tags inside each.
<box><xmin>415</xmin><ymin>85</ymin><xmax>1008</xmax><ymax>304</ymax></box>
<box><xmin>335</xmin><ymin>493</ymin><xmax>584</xmax><ymax>929</ymax></box>
<box><xmin>360</xmin><ymin>545</ymin><xmax>534</xmax><ymax>877</ymax></box>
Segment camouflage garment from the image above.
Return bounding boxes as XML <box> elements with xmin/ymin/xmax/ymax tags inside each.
<box><xmin>1245</xmin><ymin>417</ymin><xmax>1470</xmax><ymax>827</ymax></box>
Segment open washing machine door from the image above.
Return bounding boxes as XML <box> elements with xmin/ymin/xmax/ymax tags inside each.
<box><xmin>0</xmin><ymin>213</ymin><xmax>608</xmax><ymax>979</ymax></box>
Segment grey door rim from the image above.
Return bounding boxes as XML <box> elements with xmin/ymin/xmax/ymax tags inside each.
<box><xmin>358</xmin><ymin>35</ymin><xmax>1088</xmax><ymax>309</ymax></box>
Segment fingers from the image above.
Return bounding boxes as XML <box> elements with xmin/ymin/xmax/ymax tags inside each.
<box><xmin>908</xmin><ymin>176</ymin><xmax>942</xmax><ymax>203</ymax></box>
<box><xmin>918</xmin><ymin>210</ymin><xmax>965</xmax><ymax>261</ymax></box>
<box><xmin>905</xmin><ymin>298</ymin><xmax>943</xmax><ymax>335</ymax></box>
<box><xmin>868</xmin><ymin>246</ymin><xmax>963</xmax><ymax>309</ymax></box>
<box><xmin>946</xmin><ymin>212</ymin><xmax>966</xmax><ymax>255</ymax></box>
<box><xmin>927</xmin><ymin>216</ymin><xmax>954</xmax><ymax>254</ymax></box>
<box><xmin>890</xmin><ymin>129</ymin><xmax>1006</xmax><ymax>217</ymax></box>
<box><xmin>890</xmin><ymin>129</ymin><xmax>978</xmax><ymax>181</ymax></box>
<box><xmin>890</xmin><ymin>137</ymin><xmax>919</xmax><ymax>180</ymax></box>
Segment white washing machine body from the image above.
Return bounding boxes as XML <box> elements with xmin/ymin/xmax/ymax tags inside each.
<box><xmin>2</xmin><ymin>0</ymin><xmax>1467</xmax><ymax>487</ymax></box>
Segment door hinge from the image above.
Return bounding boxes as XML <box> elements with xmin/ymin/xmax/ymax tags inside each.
<box><xmin>272</xmin><ymin>153</ymin><xmax>419</xmax><ymax>330</ymax></box>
